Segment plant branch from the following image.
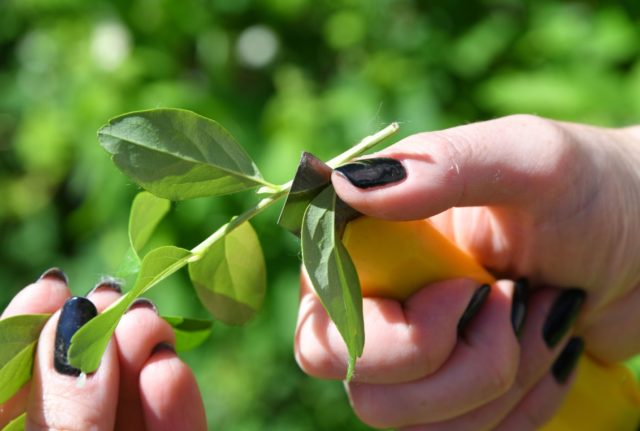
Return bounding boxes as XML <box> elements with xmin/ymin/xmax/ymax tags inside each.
<box><xmin>191</xmin><ymin>122</ymin><xmax>399</xmax><ymax>259</ymax></box>
<box><xmin>327</xmin><ymin>122</ymin><xmax>399</xmax><ymax>168</ymax></box>
<box><xmin>190</xmin><ymin>190</ymin><xmax>287</xmax><ymax>258</ymax></box>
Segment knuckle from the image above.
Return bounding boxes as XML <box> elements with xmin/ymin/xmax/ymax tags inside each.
<box><xmin>500</xmin><ymin>113</ymin><xmax>555</xmax><ymax>132</ymax></box>
<box><xmin>501</xmin><ymin>114</ymin><xmax>570</xmax><ymax>150</ymax></box>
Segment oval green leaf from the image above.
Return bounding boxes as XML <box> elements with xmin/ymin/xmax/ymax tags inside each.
<box><xmin>301</xmin><ymin>186</ymin><xmax>364</xmax><ymax>380</ymax></box>
<box><xmin>189</xmin><ymin>221</ymin><xmax>266</xmax><ymax>325</ymax></box>
<box><xmin>162</xmin><ymin>316</ymin><xmax>213</xmax><ymax>351</ymax></box>
<box><xmin>69</xmin><ymin>246</ymin><xmax>192</xmax><ymax>373</ymax></box>
<box><xmin>129</xmin><ymin>191</ymin><xmax>171</xmax><ymax>257</ymax></box>
<box><xmin>0</xmin><ymin>314</ymin><xmax>49</xmax><ymax>403</ymax></box>
<box><xmin>98</xmin><ymin>108</ymin><xmax>268</xmax><ymax>200</ymax></box>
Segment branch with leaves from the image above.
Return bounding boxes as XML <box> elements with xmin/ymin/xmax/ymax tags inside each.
<box><xmin>0</xmin><ymin>109</ymin><xmax>399</xmax><ymax>408</ymax></box>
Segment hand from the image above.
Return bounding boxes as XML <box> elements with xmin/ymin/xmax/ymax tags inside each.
<box><xmin>295</xmin><ymin>115</ymin><xmax>640</xmax><ymax>429</ymax></box>
<box><xmin>0</xmin><ymin>269</ymin><xmax>207</xmax><ymax>431</ymax></box>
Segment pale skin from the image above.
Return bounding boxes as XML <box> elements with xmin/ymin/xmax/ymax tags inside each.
<box><xmin>295</xmin><ymin>115</ymin><xmax>640</xmax><ymax>429</ymax></box>
<box><xmin>0</xmin><ymin>276</ymin><xmax>207</xmax><ymax>431</ymax></box>
<box><xmin>2</xmin><ymin>115</ymin><xmax>640</xmax><ymax>430</ymax></box>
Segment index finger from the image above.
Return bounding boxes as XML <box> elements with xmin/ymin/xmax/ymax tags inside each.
<box><xmin>333</xmin><ymin>115</ymin><xmax>580</xmax><ymax>220</ymax></box>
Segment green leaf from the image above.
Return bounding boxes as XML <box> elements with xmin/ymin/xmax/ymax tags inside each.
<box><xmin>0</xmin><ymin>314</ymin><xmax>49</xmax><ymax>404</ymax></box>
<box><xmin>162</xmin><ymin>316</ymin><xmax>213</xmax><ymax>351</ymax></box>
<box><xmin>115</xmin><ymin>247</ymin><xmax>142</xmax><ymax>280</ymax></box>
<box><xmin>98</xmin><ymin>108</ymin><xmax>268</xmax><ymax>200</ymax></box>
<box><xmin>117</xmin><ymin>191</ymin><xmax>170</xmax><ymax>279</ymax></box>
<box><xmin>1</xmin><ymin>412</ymin><xmax>25</xmax><ymax>431</ymax></box>
<box><xmin>66</xmin><ymin>291</ymin><xmax>138</xmax><ymax>374</ymax></box>
<box><xmin>277</xmin><ymin>152</ymin><xmax>333</xmax><ymax>237</ymax></box>
<box><xmin>129</xmin><ymin>191</ymin><xmax>171</xmax><ymax>257</ymax></box>
<box><xmin>189</xmin><ymin>221</ymin><xmax>266</xmax><ymax>325</ymax></box>
<box><xmin>133</xmin><ymin>246</ymin><xmax>193</xmax><ymax>296</ymax></box>
<box><xmin>69</xmin><ymin>246</ymin><xmax>192</xmax><ymax>372</ymax></box>
<box><xmin>301</xmin><ymin>186</ymin><xmax>364</xmax><ymax>380</ymax></box>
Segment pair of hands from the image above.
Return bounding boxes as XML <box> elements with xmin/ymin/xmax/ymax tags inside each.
<box><xmin>2</xmin><ymin>115</ymin><xmax>639</xmax><ymax>430</ymax></box>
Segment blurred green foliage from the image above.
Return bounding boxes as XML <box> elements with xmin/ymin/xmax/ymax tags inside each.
<box><xmin>1</xmin><ymin>0</ymin><xmax>639</xmax><ymax>429</ymax></box>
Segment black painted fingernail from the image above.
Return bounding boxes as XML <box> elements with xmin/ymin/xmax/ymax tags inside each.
<box><xmin>458</xmin><ymin>284</ymin><xmax>491</xmax><ymax>336</ymax></box>
<box><xmin>511</xmin><ymin>278</ymin><xmax>529</xmax><ymax>338</ymax></box>
<box><xmin>126</xmin><ymin>297</ymin><xmax>158</xmax><ymax>315</ymax></box>
<box><xmin>335</xmin><ymin>158</ymin><xmax>406</xmax><ymax>189</ymax></box>
<box><xmin>86</xmin><ymin>277</ymin><xmax>122</xmax><ymax>296</ymax></box>
<box><xmin>39</xmin><ymin>268</ymin><xmax>68</xmax><ymax>285</ymax></box>
<box><xmin>151</xmin><ymin>342</ymin><xmax>176</xmax><ymax>356</ymax></box>
<box><xmin>542</xmin><ymin>289</ymin><xmax>586</xmax><ymax>348</ymax></box>
<box><xmin>552</xmin><ymin>337</ymin><xmax>584</xmax><ymax>384</ymax></box>
<box><xmin>54</xmin><ymin>296</ymin><xmax>98</xmax><ymax>376</ymax></box>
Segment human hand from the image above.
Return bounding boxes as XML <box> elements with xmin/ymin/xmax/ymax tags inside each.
<box><xmin>0</xmin><ymin>269</ymin><xmax>207</xmax><ymax>431</ymax></box>
<box><xmin>295</xmin><ymin>115</ymin><xmax>640</xmax><ymax>429</ymax></box>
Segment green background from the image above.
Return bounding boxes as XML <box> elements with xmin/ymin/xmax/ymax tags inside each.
<box><xmin>1</xmin><ymin>0</ymin><xmax>639</xmax><ymax>429</ymax></box>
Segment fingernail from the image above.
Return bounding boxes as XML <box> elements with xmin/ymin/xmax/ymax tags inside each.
<box><xmin>38</xmin><ymin>268</ymin><xmax>68</xmax><ymax>285</ymax></box>
<box><xmin>542</xmin><ymin>289</ymin><xmax>586</xmax><ymax>348</ymax></box>
<box><xmin>457</xmin><ymin>284</ymin><xmax>491</xmax><ymax>336</ymax></box>
<box><xmin>552</xmin><ymin>337</ymin><xmax>584</xmax><ymax>384</ymax></box>
<box><xmin>511</xmin><ymin>278</ymin><xmax>529</xmax><ymax>338</ymax></box>
<box><xmin>126</xmin><ymin>297</ymin><xmax>158</xmax><ymax>315</ymax></box>
<box><xmin>335</xmin><ymin>158</ymin><xmax>406</xmax><ymax>189</ymax></box>
<box><xmin>54</xmin><ymin>296</ymin><xmax>98</xmax><ymax>376</ymax></box>
<box><xmin>151</xmin><ymin>342</ymin><xmax>176</xmax><ymax>356</ymax></box>
<box><xmin>86</xmin><ymin>277</ymin><xmax>122</xmax><ymax>296</ymax></box>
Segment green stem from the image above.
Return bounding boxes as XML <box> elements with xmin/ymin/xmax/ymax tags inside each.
<box><xmin>261</xmin><ymin>122</ymin><xmax>400</xmax><ymax>195</ymax></box>
<box><xmin>326</xmin><ymin>122</ymin><xmax>399</xmax><ymax>168</ymax></box>
<box><xmin>190</xmin><ymin>190</ymin><xmax>287</xmax><ymax>258</ymax></box>
<box><xmin>191</xmin><ymin>122</ymin><xmax>399</xmax><ymax>260</ymax></box>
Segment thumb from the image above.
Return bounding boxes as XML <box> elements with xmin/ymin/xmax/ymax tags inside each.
<box><xmin>333</xmin><ymin>115</ymin><xmax>581</xmax><ymax>220</ymax></box>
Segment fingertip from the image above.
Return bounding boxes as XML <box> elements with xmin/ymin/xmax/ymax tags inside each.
<box><xmin>551</xmin><ymin>337</ymin><xmax>584</xmax><ymax>385</ymax></box>
<box><xmin>115</xmin><ymin>302</ymin><xmax>176</xmax><ymax>367</ymax></box>
<box><xmin>140</xmin><ymin>346</ymin><xmax>207</xmax><ymax>431</ymax></box>
<box><xmin>331</xmin><ymin>138</ymin><xmax>463</xmax><ymax>220</ymax></box>
<box><xmin>2</xmin><ymin>274</ymin><xmax>71</xmax><ymax>319</ymax></box>
<box><xmin>113</xmin><ymin>299</ymin><xmax>175</xmax><ymax>431</ymax></box>
<box><xmin>464</xmin><ymin>279</ymin><xmax>520</xmax><ymax>354</ymax></box>
<box><xmin>86</xmin><ymin>278</ymin><xmax>124</xmax><ymax>312</ymax></box>
<box><xmin>38</xmin><ymin>268</ymin><xmax>69</xmax><ymax>285</ymax></box>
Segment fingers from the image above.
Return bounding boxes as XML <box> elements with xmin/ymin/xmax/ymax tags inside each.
<box><xmin>398</xmin><ymin>288</ymin><xmax>582</xmax><ymax>430</ymax></box>
<box><xmin>579</xmin><ymin>284</ymin><xmax>640</xmax><ymax>362</ymax></box>
<box><xmin>26</xmin><ymin>296</ymin><xmax>120</xmax><ymax>430</ymax></box>
<box><xmin>333</xmin><ymin>115</ymin><xmax>583</xmax><ymax>220</ymax></box>
<box><xmin>114</xmin><ymin>298</ymin><xmax>206</xmax><ymax>431</ymax></box>
<box><xmin>0</xmin><ymin>269</ymin><xmax>71</xmax><ymax>428</ymax></box>
<box><xmin>139</xmin><ymin>344</ymin><xmax>208</xmax><ymax>431</ymax></box>
<box><xmin>296</xmin><ymin>273</ymin><xmax>482</xmax><ymax>383</ymax></box>
<box><xmin>1</xmin><ymin>268</ymin><xmax>71</xmax><ymax>319</ymax></box>
<box><xmin>494</xmin><ymin>359</ymin><xmax>579</xmax><ymax>431</ymax></box>
<box><xmin>345</xmin><ymin>281</ymin><xmax>519</xmax><ymax>429</ymax></box>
